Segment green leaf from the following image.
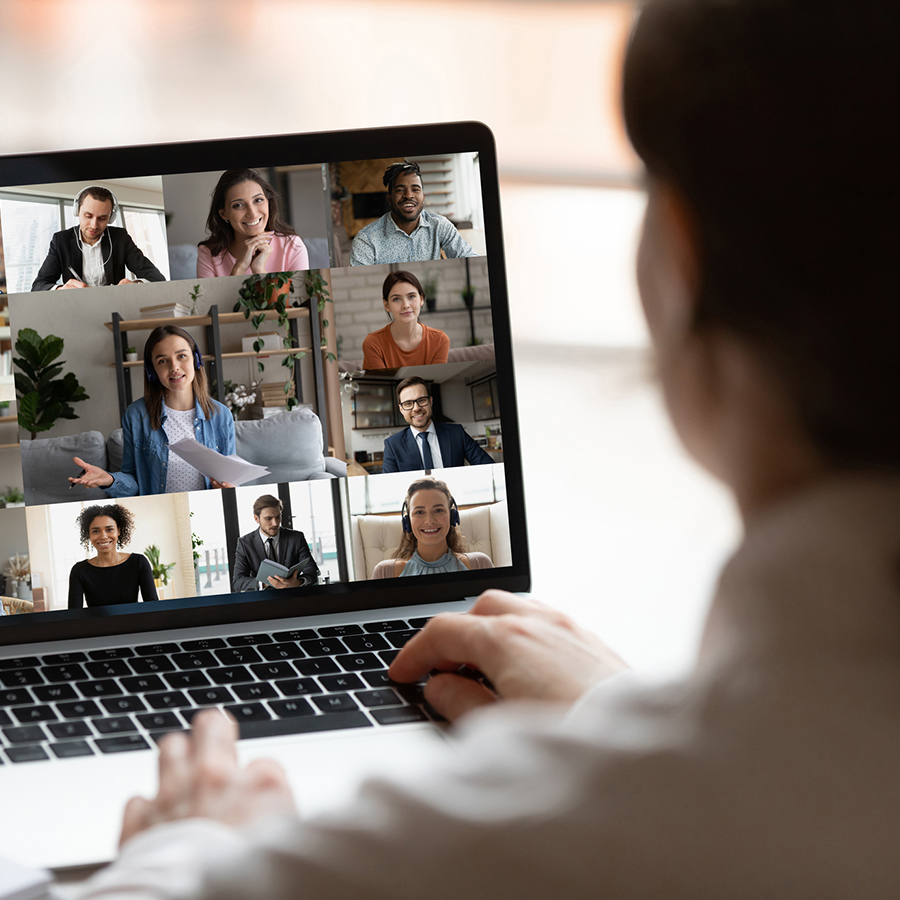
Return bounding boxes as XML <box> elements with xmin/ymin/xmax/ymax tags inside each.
<box><xmin>286</xmin><ymin>396</ymin><xmax>298</xmax><ymax>411</ymax></box>
<box><xmin>12</xmin><ymin>356</ymin><xmax>38</xmax><ymax>383</ymax></box>
<box><xmin>17</xmin><ymin>392</ymin><xmax>41</xmax><ymax>431</ymax></box>
<box><xmin>39</xmin><ymin>335</ymin><xmax>64</xmax><ymax>365</ymax></box>
<box><xmin>326</xmin><ymin>352</ymin><xmax>337</xmax><ymax>363</ymax></box>
<box><xmin>253</xmin><ymin>339</ymin><xmax>263</xmax><ymax>353</ymax></box>
<box><xmin>251</xmin><ymin>313</ymin><xmax>266</xmax><ymax>330</ymax></box>
<box><xmin>257</xmin><ymin>361</ymin><xmax>265</xmax><ymax>373</ymax></box>
<box><xmin>283</xmin><ymin>381</ymin><xmax>291</xmax><ymax>394</ymax></box>
<box><xmin>14</xmin><ymin>373</ymin><xmax>36</xmax><ymax>396</ymax></box>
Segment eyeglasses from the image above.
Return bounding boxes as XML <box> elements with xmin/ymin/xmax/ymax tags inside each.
<box><xmin>399</xmin><ymin>397</ymin><xmax>431</xmax><ymax>411</ymax></box>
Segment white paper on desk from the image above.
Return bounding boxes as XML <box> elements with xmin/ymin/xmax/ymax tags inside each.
<box><xmin>167</xmin><ymin>439</ymin><xmax>270</xmax><ymax>486</ymax></box>
<box><xmin>0</xmin><ymin>854</ymin><xmax>52</xmax><ymax>900</ymax></box>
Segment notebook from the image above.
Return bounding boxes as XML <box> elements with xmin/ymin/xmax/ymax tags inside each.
<box><xmin>0</xmin><ymin>123</ymin><xmax>529</xmax><ymax>871</ymax></box>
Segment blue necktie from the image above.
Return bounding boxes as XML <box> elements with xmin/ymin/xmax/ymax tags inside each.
<box><xmin>418</xmin><ymin>432</ymin><xmax>434</xmax><ymax>470</ymax></box>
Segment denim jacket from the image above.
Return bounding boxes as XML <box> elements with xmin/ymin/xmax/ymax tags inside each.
<box><xmin>105</xmin><ymin>397</ymin><xmax>235</xmax><ymax>497</ymax></box>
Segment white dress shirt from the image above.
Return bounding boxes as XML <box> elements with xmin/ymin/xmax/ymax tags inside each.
<box><xmin>410</xmin><ymin>421</ymin><xmax>443</xmax><ymax>470</ymax></box>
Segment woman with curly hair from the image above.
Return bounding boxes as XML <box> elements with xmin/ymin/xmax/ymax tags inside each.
<box><xmin>196</xmin><ymin>168</ymin><xmax>309</xmax><ymax>278</ymax></box>
<box><xmin>68</xmin><ymin>504</ymin><xmax>158</xmax><ymax>609</ymax></box>
<box><xmin>372</xmin><ymin>477</ymin><xmax>493</xmax><ymax>578</ymax></box>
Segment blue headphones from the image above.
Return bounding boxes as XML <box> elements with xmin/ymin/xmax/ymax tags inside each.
<box><xmin>143</xmin><ymin>334</ymin><xmax>204</xmax><ymax>383</ymax></box>
<box><xmin>401</xmin><ymin>491</ymin><xmax>461</xmax><ymax>534</ymax></box>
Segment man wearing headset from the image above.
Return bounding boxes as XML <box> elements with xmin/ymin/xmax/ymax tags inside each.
<box><xmin>31</xmin><ymin>185</ymin><xmax>166</xmax><ymax>291</ymax></box>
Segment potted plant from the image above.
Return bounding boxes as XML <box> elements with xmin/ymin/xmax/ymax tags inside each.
<box><xmin>0</xmin><ymin>486</ymin><xmax>25</xmax><ymax>508</ymax></box>
<box><xmin>13</xmin><ymin>328</ymin><xmax>89</xmax><ymax>440</ymax></box>
<box><xmin>144</xmin><ymin>543</ymin><xmax>175</xmax><ymax>593</ymax></box>
<box><xmin>3</xmin><ymin>553</ymin><xmax>30</xmax><ymax>599</ymax></box>
<box><xmin>422</xmin><ymin>269</ymin><xmax>440</xmax><ymax>312</ymax></box>
<box><xmin>125</xmin><ymin>346</ymin><xmax>138</xmax><ymax>362</ymax></box>
<box><xmin>459</xmin><ymin>285</ymin><xmax>476</xmax><ymax>309</ymax></box>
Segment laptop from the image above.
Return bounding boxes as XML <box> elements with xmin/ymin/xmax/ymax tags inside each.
<box><xmin>0</xmin><ymin>123</ymin><xmax>529</xmax><ymax>871</ymax></box>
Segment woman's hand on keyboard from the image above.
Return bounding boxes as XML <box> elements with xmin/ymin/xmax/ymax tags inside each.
<box><xmin>388</xmin><ymin>590</ymin><xmax>629</xmax><ymax>722</ymax></box>
<box><xmin>119</xmin><ymin>710</ymin><xmax>295</xmax><ymax>845</ymax></box>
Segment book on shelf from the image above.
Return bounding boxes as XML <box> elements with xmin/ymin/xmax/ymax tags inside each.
<box><xmin>140</xmin><ymin>302</ymin><xmax>192</xmax><ymax>318</ymax></box>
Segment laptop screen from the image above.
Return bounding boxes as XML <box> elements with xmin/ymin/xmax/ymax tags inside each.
<box><xmin>0</xmin><ymin>124</ymin><xmax>530</xmax><ymax>646</ymax></box>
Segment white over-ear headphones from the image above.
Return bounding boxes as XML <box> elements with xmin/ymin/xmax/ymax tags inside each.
<box><xmin>73</xmin><ymin>186</ymin><xmax>119</xmax><ymax>225</ymax></box>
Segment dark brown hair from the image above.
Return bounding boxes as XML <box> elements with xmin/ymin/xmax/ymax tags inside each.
<box><xmin>382</xmin><ymin>271</ymin><xmax>426</xmax><ymax>321</ymax></box>
<box><xmin>253</xmin><ymin>494</ymin><xmax>283</xmax><ymax>518</ymax></box>
<box><xmin>198</xmin><ymin>168</ymin><xmax>297</xmax><ymax>258</ymax></box>
<box><xmin>78</xmin><ymin>503</ymin><xmax>134</xmax><ymax>552</ymax></box>
<box><xmin>622</xmin><ymin>0</ymin><xmax>900</xmax><ymax>469</ymax></box>
<box><xmin>142</xmin><ymin>325</ymin><xmax>215</xmax><ymax>431</ymax></box>
<box><xmin>78</xmin><ymin>186</ymin><xmax>115</xmax><ymax>213</ymax></box>
<box><xmin>393</xmin><ymin>477</ymin><xmax>467</xmax><ymax>561</ymax></box>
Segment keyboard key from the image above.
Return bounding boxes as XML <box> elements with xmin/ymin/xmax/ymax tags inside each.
<box><xmin>146</xmin><ymin>691</ymin><xmax>189</xmax><ymax>710</ymax></box>
<box><xmin>102</xmin><ymin>696</ymin><xmax>147</xmax><ymax>714</ymax></box>
<box><xmin>379</xmin><ymin>650</ymin><xmax>400</xmax><ymax>666</ymax></box>
<box><xmin>250</xmin><ymin>662</ymin><xmax>295</xmax><ymax>680</ymax></box>
<box><xmin>335</xmin><ymin>653</ymin><xmax>381</xmax><ymax>672</ymax></box>
<box><xmin>317</xmin><ymin>624</ymin><xmax>363</xmax><ymax>637</ymax></box>
<box><xmin>130</xmin><ymin>656</ymin><xmax>175</xmax><ymax>675</ymax></box>
<box><xmin>172</xmin><ymin>651</ymin><xmax>218</xmax><ymax>669</ymax></box>
<box><xmin>0</xmin><ymin>709</ymin><xmax>10</xmax><ymax>726</ymax></box>
<box><xmin>49</xmin><ymin>721</ymin><xmax>93</xmax><ymax>739</ymax></box>
<box><xmin>0</xmin><ymin>656</ymin><xmax>41</xmax><ymax>670</ymax></box>
<box><xmin>137</xmin><ymin>712</ymin><xmax>182</xmax><ymax>731</ymax></box>
<box><xmin>312</xmin><ymin>693</ymin><xmax>358</xmax><ymax>713</ymax></box>
<box><xmin>188</xmin><ymin>687</ymin><xmax>234</xmax><ymax>705</ymax></box>
<box><xmin>34</xmin><ymin>684</ymin><xmax>79</xmax><ymax>703</ymax></box>
<box><xmin>361</xmin><ymin>670</ymin><xmax>392</xmax><ymax>687</ymax></box>
<box><xmin>180</xmin><ymin>638</ymin><xmax>226</xmax><ymax>651</ymax></box>
<box><xmin>294</xmin><ymin>658</ymin><xmax>339</xmax><ymax>677</ymax></box>
<box><xmin>57</xmin><ymin>700</ymin><xmax>101</xmax><ymax>719</ymax></box>
<box><xmin>344</xmin><ymin>634</ymin><xmax>390</xmax><ymax>653</ymax></box>
<box><xmin>299</xmin><ymin>638</ymin><xmax>347</xmax><ymax>657</ymax></box>
<box><xmin>362</xmin><ymin>620</ymin><xmax>408</xmax><ymax>633</ymax></box>
<box><xmin>3</xmin><ymin>725</ymin><xmax>46</xmax><ymax>743</ymax></box>
<box><xmin>149</xmin><ymin>730</ymin><xmax>188</xmax><ymax>745</ymax></box>
<box><xmin>0</xmin><ymin>669</ymin><xmax>43</xmax><ymax>688</ymax></box>
<box><xmin>96</xmin><ymin>735</ymin><xmax>150</xmax><ymax>754</ymax></box>
<box><xmin>12</xmin><ymin>705</ymin><xmax>57</xmax><ymax>724</ymax></box>
<box><xmin>215</xmin><ymin>648</ymin><xmax>262</xmax><ymax>666</ymax></box>
<box><xmin>5</xmin><ymin>745</ymin><xmax>49</xmax><ymax>763</ymax></box>
<box><xmin>76</xmin><ymin>679</ymin><xmax>122</xmax><ymax>698</ymax></box>
<box><xmin>226</xmin><ymin>634</ymin><xmax>273</xmax><ymax>646</ymax></box>
<box><xmin>93</xmin><ymin>716</ymin><xmax>136</xmax><ymax>734</ymax></box>
<box><xmin>370</xmin><ymin>706</ymin><xmax>429</xmax><ymax>725</ymax></box>
<box><xmin>407</xmin><ymin>617</ymin><xmax>433</xmax><ymax>629</ymax></box>
<box><xmin>355</xmin><ymin>689</ymin><xmax>403</xmax><ymax>708</ymax></box>
<box><xmin>165</xmin><ymin>671</ymin><xmax>211</xmax><ymax>689</ymax></box>
<box><xmin>274</xmin><ymin>678</ymin><xmax>318</xmax><ymax>697</ymax></box>
<box><xmin>179</xmin><ymin>707</ymin><xmax>206</xmax><ymax>725</ymax></box>
<box><xmin>223</xmin><ymin>703</ymin><xmax>271</xmax><ymax>722</ymax></box>
<box><xmin>258</xmin><ymin>643</ymin><xmax>305</xmax><ymax>661</ymax></box>
<box><xmin>43</xmin><ymin>664</ymin><xmax>88</xmax><ymax>683</ymax></box>
<box><xmin>272</xmin><ymin>629</ymin><xmax>317</xmax><ymax>642</ymax></box>
<box><xmin>88</xmin><ymin>648</ymin><xmax>134</xmax><ymax>660</ymax></box>
<box><xmin>135</xmin><ymin>643</ymin><xmax>180</xmax><ymax>656</ymax></box>
<box><xmin>50</xmin><ymin>741</ymin><xmax>94</xmax><ymax>758</ymax></box>
<box><xmin>233</xmin><ymin>683</ymin><xmax>277</xmax><ymax>701</ymax></box>
<box><xmin>386</xmin><ymin>630</ymin><xmax>420</xmax><ymax>648</ymax></box>
<box><xmin>238</xmin><ymin>711</ymin><xmax>371</xmax><ymax>740</ymax></box>
<box><xmin>396</xmin><ymin>683</ymin><xmax>426</xmax><ymax>705</ymax></box>
<box><xmin>86</xmin><ymin>659</ymin><xmax>132</xmax><ymax>679</ymax></box>
<box><xmin>42</xmin><ymin>652</ymin><xmax>88</xmax><ymax>665</ymax></box>
<box><xmin>121</xmin><ymin>675</ymin><xmax>167</xmax><ymax>694</ymax></box>
<box><xmin>269</xmin><ymin>698</ymin><xmax>314</xmax><ymax>717</ymax></box>
<box><xmin>208</xmin><ymin>667</ymin><xmax>253</xmax><ymax>685</ymax></box>
<box><xmin>0</xmin><ymin>689</ymin><xmax>32</xmax><ymax>706</ymax></box>
<box><xmin>319</xmin><ymin>673</ymin><xmax>364</xmax><ymax>692</ymax></box>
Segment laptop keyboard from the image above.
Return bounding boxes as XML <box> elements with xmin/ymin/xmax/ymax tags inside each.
<box><xmin>0</xmin><ymin>617</ymin><xmax>434</xmax><ymax>764</ymax></box>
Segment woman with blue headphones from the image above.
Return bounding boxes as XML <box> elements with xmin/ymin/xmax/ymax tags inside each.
<box><xmin>69</xmin><ymin>325</ymin><xmax>235</xmax><ymax>496</ymax></box>
<box><xmin>372</xmin><ymin>476</ymin><xmax>494</xmax><ymax>578</ymax></box>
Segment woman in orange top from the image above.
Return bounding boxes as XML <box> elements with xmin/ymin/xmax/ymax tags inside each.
<box><xmin>361</xmin><ymin>271</ymin><xmax>450</xmax><ymax>370</ymax></box>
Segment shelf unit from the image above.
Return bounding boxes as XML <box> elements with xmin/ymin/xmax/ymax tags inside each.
<box><xmin>105</xmin><ymin>303</ymin><xmax>329</xmax><ymax>453</ymax></box>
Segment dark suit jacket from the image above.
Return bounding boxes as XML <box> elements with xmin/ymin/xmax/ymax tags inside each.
<box><xmin>231</xmin><ymin>527</ymin><xmax>320</xmax><ymax>592</ymax></box>
<box><xmin>31</xmin><ymin>227</ymin><xmax>166</xmax><ymax>291</ymax></box>
<box><xmin>381</xmin><ymin>421</ymin><xmax>494</xmax><ymax>473</ymax></box>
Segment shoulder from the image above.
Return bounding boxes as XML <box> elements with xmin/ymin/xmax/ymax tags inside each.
<box><xmin>384</xmin><ymin>428</ymin><xmax>405</xmax><ymax>444</ymax></box>
<box><xmin>70</xmin><ymin>559</ymin><xmax>89</xmax><ymax>575</ymax></box>
<box><xmin>131</xmin><ymin>553</ymin><xmax>151</xmax><ymax>568</ymax></box>
<box><xmin>363</xmin><ymin>325</ymin><xmax>390</xmax><ymax>344</ymax></box>
<box><xmin>357</xmin><ymin>215</ymin><xmax>390</xmax><ymax>237</ymax></box>
<box><xmin>373</xmin><ymin>558</ymin><xmax>404</xmax><ymax>578</ymax></box>
<box><xmin>197</xmin><ymin>244</ymin><xmax>213</xmax><ymax>259</ymax></box>
<box><xmin>107</xmin><ymin>226</ymin><xmax>132</xmax><ymax>243</ymax></box>
<box><xmin>463</xmin><ymin>551</ymin><xmax>494</xmax><ymax>569</ymax></box>
<box><xmin>123</xmin><ymin>399</ymin><xmax>148</xmax><ymax>422</ymax></box>
<box><xmin>211</xmin><ymin>399</ymin><xmax>231</xmax><ymax>416</ymax></box>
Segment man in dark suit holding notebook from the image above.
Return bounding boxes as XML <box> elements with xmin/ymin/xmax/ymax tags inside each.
<box><xmin>382</xmin><ymin>376</ymin><xmax>494</xmax><ymax>473</ymax></box>
<box><xmin>231</xmin><ymin>494</ymin><xmax>320</xmax><ymax>592</ymax></box>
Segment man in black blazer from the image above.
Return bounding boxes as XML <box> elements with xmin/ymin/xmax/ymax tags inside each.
<box><xmin>381</xmin><ymin>376</ymin><xmax>495</xmax><ymax>473</ymax></box>
<box><xmin>31</xmin><ymin>185</ymin><xmax>166</xmax><ymax>291</ymax></box>
<box><xmin>231</xmin><ymin>494</ymin><xmax>320</xmax><ymax>592</ymax></box>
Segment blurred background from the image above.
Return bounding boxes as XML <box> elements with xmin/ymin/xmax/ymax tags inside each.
<box><xmin>0</xmin><ymin>0</ymin><xmax>739</xmax><ymax>675</ymax></box>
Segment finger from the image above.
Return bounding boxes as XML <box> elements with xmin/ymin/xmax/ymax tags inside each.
<box><xmin>389</xmin><ymin>613</ymin><xmax>497</xmax><ymax>683</ymax></box>
<box><xmin>424</xmin><ymin>672</ymin><xmax>496</xmax><ymax>722</ymax></box>
<box><xmin>245</xmin><ymin>757</ymin><xmax>292</xmax><ymax>794</ymax></box>
<box><xmin>120</xmin><ymin>795</ymin><xmax>151</xmax><ymax>847</ymax></box>
<box><xmin>155</xmin><ymin>731</ymin><xmax>194</xmax><ymax>818</ymax></box>
<box><xmin>469</xmin><ymin>590</ymin><xmax>563</xmax><ymax>622</ymax></box>
<box><xmin>191</xmin><ymin>710</ymin><xmax>239</xmax><ymax>810</ymax></box>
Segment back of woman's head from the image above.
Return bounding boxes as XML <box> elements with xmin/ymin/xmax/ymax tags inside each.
<box><xmin>200</xmin><ymin>168</ymin><xmax>296</xmax><ymax>255</ymax></box>
<box><xmin>623</xmin><ymin>0</ymin><xmax>900</xmax><ymax>469</ymax></box>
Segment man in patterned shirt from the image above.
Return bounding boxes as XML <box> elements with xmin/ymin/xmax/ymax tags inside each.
<box><xmin>349</xmin><ymin>161</ymin><xmax>477</xmax><ymax>265</ymax></box>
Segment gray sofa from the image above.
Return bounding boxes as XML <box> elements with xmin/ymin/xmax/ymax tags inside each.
<box><xmin>20</xmin><ymin>407</ymin><xmax>346</xmax><ymax>506</ymax></box>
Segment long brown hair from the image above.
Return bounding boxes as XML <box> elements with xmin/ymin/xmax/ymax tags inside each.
<box><xmin>393</xmin><ymin>477</ymin><xmax>467</xmax><ymax>561</ymax></box>
<box><xmin>198</xmin><ymin>168</ymin><xmax>297</xmax><ymax>258</ymax></box>
<box><xmin>142</xmin><ymin>325</ymin><xmax>215</xmax><ymax>430</ymax></box>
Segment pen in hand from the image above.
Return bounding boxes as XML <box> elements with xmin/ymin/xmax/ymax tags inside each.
<box><xmin>69</xmin><ymin>468</ymin><xmax>87</xmax><ymax>489</ymax></box>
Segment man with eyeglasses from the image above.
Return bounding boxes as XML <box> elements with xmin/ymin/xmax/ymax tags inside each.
<box><xmin>381</xmin><ymin>376</ymin><xmax>494</xmax><ymax>473</ymax></box>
